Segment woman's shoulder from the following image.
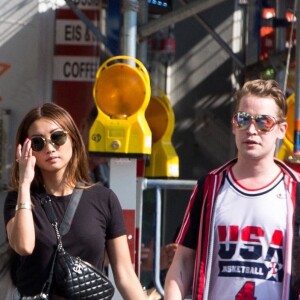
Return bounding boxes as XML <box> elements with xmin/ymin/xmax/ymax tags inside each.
<box><xmin>84</xmin><ymin>182</ymin><xmax>109</xmax><ymax>193</ymax></box>
<box><xmin>84</xmin><ymin>183</ymin><xmax>116</xmax><ymax>198</ymax></box>
<box><xmin>83</xmin><ymin>183</ymin><xmax>120</xmax><ymax>205</ymax></box>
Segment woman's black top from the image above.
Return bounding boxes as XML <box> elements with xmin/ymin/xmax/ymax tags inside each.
<box><xmin>4</xmin><ymin>183</ymin><xmax>126</xmax><ymax>296</ymax></box>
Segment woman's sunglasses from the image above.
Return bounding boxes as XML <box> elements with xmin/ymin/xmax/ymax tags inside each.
<box><xmin>31</xmin><ymin>131</ymin><xmax>68</xmax><ymax>152</ymax></box>
<box><xmin>232</xmin><ymin>112</ymin><xmax>282</xmax><ymax>132</ymax></box>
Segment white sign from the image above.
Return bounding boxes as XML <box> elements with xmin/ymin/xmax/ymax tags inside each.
<box><xmin>53</xmin><ymin>56</ymin><xmax>100</xmax><ymax>82</ymax></box>
<box><xmin>56</xmin><ymin>20</ymin><xmax>98</xmax><ymax>45</ymax></box>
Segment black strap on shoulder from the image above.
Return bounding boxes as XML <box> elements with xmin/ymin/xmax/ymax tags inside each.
<box><xmin>41</xmin><ymin>188</ymin><xmax>83</xmax><ymax>236</ymax></box>
<box><xmin>290</xmin><ymin>182</ymin><xmax>300</xmax><ymax>299</ymax></box>
<box><xmin>59</xmin><ymin>188</ymin><xmax>83</xmax><ymax>236</ymax></box>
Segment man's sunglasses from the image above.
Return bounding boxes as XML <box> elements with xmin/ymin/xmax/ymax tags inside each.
<box><xmin>232</xmin><ymin>112</ymin><xmax>282</xmax><ymax>132</ymax></box>
<box><xmin>31</xmin><ymin>131</ymin><xmax>68</xmax><ymax>152</ymax></box>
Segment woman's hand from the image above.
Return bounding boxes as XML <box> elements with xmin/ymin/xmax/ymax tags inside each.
<box><xmin>16</xmin><ymin>138</ymin><xmax>36</xmax><ymax>185</ymax></box>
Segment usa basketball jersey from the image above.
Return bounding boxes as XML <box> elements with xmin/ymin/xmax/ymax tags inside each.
<box><xmin>207</xmin><ymin>169</ymin><xmax>287</xmax><ymax>300</ymax></box>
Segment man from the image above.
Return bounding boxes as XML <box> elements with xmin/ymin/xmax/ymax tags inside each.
<box><xmin>164</xmin><ymin>79</ymin><xmax>300</xmax><ymax>300</ymax></box>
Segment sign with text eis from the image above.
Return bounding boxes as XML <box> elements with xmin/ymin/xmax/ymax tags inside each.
<box><xmin>53</xmin><ymin>0</ymin><xmax>101</xmax><ymax>126</ymax></box>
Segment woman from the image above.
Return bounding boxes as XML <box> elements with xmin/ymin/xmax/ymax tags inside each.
<box><xmin>4</xmin><ymin>103</ymin><xmax>146</xmax><ymax>299</ymax></box>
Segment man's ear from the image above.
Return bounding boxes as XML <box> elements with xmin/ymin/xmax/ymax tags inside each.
<box><xmin>278</xmin><ymin>121</ymin><xmax>288</xmax><ymax>139</ymax></box>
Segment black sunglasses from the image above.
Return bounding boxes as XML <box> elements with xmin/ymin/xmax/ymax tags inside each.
<box><xmin>31</xmin><ymin>131</ymin><xmax>68</xmax><ymax>152</ymax></box>
<box><xmin>232</xmin><ymin>112</ymin><xmax>282</xmax><ymax>132</ymax></box>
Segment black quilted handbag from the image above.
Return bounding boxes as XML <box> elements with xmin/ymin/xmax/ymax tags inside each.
<box><xmin>55</xmin><ymin>248</ymin><xmax>114</xmax><ymax>299</ymax></box>
<box><xmin>41</xmin><ymin>189</ymin><xmax>114</xmax><ymax>300</ymax></box>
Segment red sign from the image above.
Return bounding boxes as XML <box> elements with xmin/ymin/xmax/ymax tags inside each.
<box><xmin>53</xmin><ymin>2</ymin><xmax>101</xmax><ymax>127</ymax></box>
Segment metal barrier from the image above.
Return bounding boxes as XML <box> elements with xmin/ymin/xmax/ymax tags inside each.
<box><xmin>141</xmin><ymin>179</ymin><xmax>197</xmax><ymax>297</ymax></box>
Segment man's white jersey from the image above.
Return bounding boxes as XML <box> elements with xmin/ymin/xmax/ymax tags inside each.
<box><xmin>208</xmin><ymin>169</ymin><xmax>287</xmax><ymax>300</ymax></box>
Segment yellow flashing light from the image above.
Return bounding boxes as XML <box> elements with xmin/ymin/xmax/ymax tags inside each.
<box><xmin>89</xmin><ymin>56</ymin><xmax>152</xmax><ymax>157</ymax></box>
<box><xmin>145</xmin><ymin>89</ymin><xmax>179</xmax><ymax>178</ymax></box>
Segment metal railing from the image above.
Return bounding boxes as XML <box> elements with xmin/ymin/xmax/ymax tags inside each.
<box><xmin>141</xmin><ymin>179</ymin><xmax>197</xmax><ymax>297</ymax></box>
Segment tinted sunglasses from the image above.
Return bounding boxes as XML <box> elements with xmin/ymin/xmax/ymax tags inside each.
<box><xmin>31</xmin><ymin>131</ymin><xmax>68</xmax><ymax>152</ymax></box>
<box><xmin>232</xmin><ymin>112</ymin><xmax>282</xmax><ymax>132</ymax></box>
